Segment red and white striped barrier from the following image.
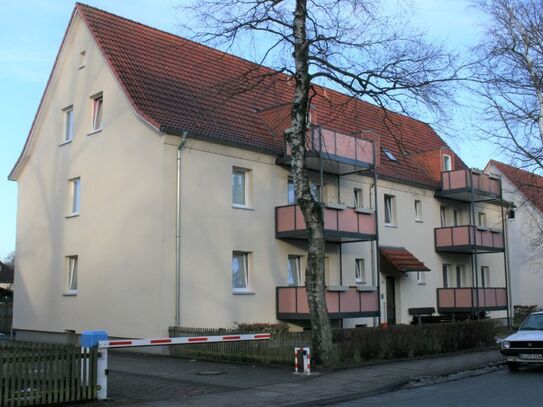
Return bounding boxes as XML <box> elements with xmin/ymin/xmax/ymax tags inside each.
<box><xmin>98</xmin><ymin>333</ymin><xmax>271</xmax><ymax>349</ymax></box>
<box><xmin>96</xmin><ymin>333</ymin><xmax>271</xmax><ymax>400</ymax></box>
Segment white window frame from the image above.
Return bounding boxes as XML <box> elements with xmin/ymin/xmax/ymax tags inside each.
<box><xmin>480</xmin><ymin>266</ymin><xmax>490</xmax><ymax>288</ymax></box>
<box><xmin>91</xmin><ymin>93</ymin><xmax>103</xmax><ymax>132</ymax></box>
<box><xmin>478</xmin><ymin>212</ymin><xmax>487</xmax><ymax>227</ymax></box>
<box><xmin>384</xmin><ymin>195</ymin><xmax>396</xmax><ymax>226</ymax></box>
<box><xmin>287</xmin><ymin>178</ymin><xmax>296</xmax><ymax>205</ymax></box>
<box><xmin>287</xmin><ymin>255</ymin><xmax>303</xmax><ymax>286</ymax></box>
<box><xmin>65</xmin><ymin>256</ymin><xmax>78</xmax><ymax>295</ymax></box>
<box><xmin>440</xmin><ymin>206</ymin><xmax>447</xmax><ymax>227</ymax></box>
<box><xmin>456</xmin><ymin>264</ymin><xmax>470</xmax><ymax>288</ymax></box>
<box><xmin>443</xmin><ymin>154</ymin><xmax>452</xmax><ymax>171</ymax></box>
<box><xmin>63</xmin><ymin>106</ymin><xmax>74</xmax><ymax>143</ymax></box>
<box><xmin>417</xmin><ymin>271</ymin><xmax>426</xmax><ymax>285</ymax></box>
<box><xmin>355</xmin><ymin>258</ymin><xmax>366</xmax><ymax>285</ymax></box>
<box><xmin>354</xmin><ymin>188</ymin><xmax>363</xmax><ymax>208</ymax></box>
<box><xmin>414</xmin><ymin>199</ymin><xmax>423</xmax><ymax>222</ymax></box>
<box><xmin>442</xmin><ymin>264</ymin><xmax>453</xmax><ymax>288</ymax></box>
<box><xmin>232</xmin><ymin>251</ymin><xmax>251</xmax><ymax>293</ymax></box>
<box><xmin>232</xmin><ymin>167</ymin><xmax>252</xmax><ymax>208</ymax></box>
<box><xmin>69</xmin><ymin>178</ymin><xmax>81</xmax><ymax>216</ymax></box>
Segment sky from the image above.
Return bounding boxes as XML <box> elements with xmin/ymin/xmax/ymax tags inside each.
<box><xmin>0</xmin><ymin>0</ymin><xmax>499</xmax><ymax>260</ymax></box>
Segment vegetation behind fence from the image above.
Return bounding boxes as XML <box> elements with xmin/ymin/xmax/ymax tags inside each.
<box><xmin>170</xmin><ymin>320</ymin><xmax>498</xmax><ymax>366</ymax></box>
<box><xmin>0</xmin><ymin>341</ymin><xmax>97</xmax><ymax>406</ymax></box>
<box><xmin>169</xmin><ymin>326</ymin><xmax>311</xmax><ymax>365</ymax></box>
<box><xmin>0</xmin><ymin>302</ymin><xmax>12</xmax><ymax>334</ymax></box>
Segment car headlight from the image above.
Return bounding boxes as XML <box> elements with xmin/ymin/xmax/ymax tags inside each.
<box><xmin>502</xmin><ymin>341</ymin><xmax>510</xmax><ymax>349</ymax></box>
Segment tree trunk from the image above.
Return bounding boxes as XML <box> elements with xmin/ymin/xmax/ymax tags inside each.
<box><xmin>284</xmin><ymin>0</ymin><xmax>334</xmax><ymax>366</ymax></box>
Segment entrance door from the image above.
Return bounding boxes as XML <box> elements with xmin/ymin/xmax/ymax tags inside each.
<box><xmin>386</xmin><ymin>277</ymin><xmax>396</xmax><ymax>325</ymax></box>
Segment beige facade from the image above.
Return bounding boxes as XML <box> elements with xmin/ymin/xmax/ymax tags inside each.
<box><xmin>10</xmin><ymin>10</ymin><xmax>509</xmax><ymax>342</ymax></box>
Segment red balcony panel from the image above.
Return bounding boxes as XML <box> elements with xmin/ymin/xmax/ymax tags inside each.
<box><xmin>435</xmin><ymin>225</ymin><xmax>504</xmax><ymax>253</ymax></box>
<box><xmin>276</xmin><ymin>205</ymin><xmax>376</xmax><ymax>242</ymax></box>
<box><xmin>437</xmin><ymin>287</ymin><xmax>507</xmax><ymax>312</ymax></box>
<box><xmin>277</xmin><ymin>286</ymin><xmax>379</xmax><ymax>320</ymax></box>
<box><xmin>439</xmin><ymin>169</ymin><xmax>501</xmax><ymax>202</ymax></box>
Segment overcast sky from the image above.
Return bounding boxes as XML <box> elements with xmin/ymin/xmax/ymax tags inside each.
<box><xmin>0</xmin><ymin>0</ymin><xmax>498</xmax><ymax>259</ymax></box>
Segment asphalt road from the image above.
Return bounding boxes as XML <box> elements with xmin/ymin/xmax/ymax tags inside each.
<box><xmin>339</xmin><ymin>365</ymin><xmax>543</xmax><ymax>407</ymax></box>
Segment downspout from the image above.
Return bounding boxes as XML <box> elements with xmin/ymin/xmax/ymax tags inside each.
<box><xmin>175</xmin><ymin>131</ymin><xmax>188</xmax><ymax>327</ymax></box>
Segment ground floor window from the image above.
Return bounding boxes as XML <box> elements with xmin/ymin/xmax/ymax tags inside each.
<box><xmin>232</xmin><ymin>251</ymin><xmax>250</xmax><ymax>291</ymax></box>
<box><xmin>66</xmin><ymin>256</ymin><xmax>78</xmax><ymax>294</ymax></box>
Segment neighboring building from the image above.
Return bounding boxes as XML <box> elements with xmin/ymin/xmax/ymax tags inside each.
<box><xmin>0</xmin><ymin>260</ymin><xmax>14</xmax><ymax>290</ymax></box>
<box><xmin>9</xmin><ymin>4</ymin><xmax>509</xmax><ymax>342</ymax></box>
<box><xmin>485</xmin><ymin>160</ymin><xmax>543</xmax><ymax>310</ymax></box>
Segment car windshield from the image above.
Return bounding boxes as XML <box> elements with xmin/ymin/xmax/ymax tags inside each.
<box><xmin>520</xmin><ymin>314</ymin><xmax>543</xmax><ymax>331</ymax></box>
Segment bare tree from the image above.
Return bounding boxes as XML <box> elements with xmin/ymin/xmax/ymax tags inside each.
<box><xmin>184</xmin><ymin>0</ymin><xmax>460</xmax><ymax>365</ymax></box>
<box><xmin>471</xmin><ymin>0</ymin><xmax>543</xmax><ymax>172</ymax></box>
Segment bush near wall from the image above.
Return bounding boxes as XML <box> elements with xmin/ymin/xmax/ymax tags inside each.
<box><xmin>334</xmin><ymin>320</ymin><xmax>498</xmax><ymax>366</ymax></box>
<box><xmin>169</xmin><ymin>320</ymin><xmax>498</xmax><ymax>367</ymax></box>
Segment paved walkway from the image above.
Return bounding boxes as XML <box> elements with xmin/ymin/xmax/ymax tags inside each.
<box><xmin>82</xmin><ymin>349</ymin><xmax>504</xmax><ymax>406</ymax></box>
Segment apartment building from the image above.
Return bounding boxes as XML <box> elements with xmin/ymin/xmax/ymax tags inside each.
<box><xmin>9</xmin><ymin>4</ymin><xmax>509</xmax><ymax>342</ymax></box>
<box><xmin>485</xmin><ymin>160</ymin><xmax>543</xmax><ymax>310</ymax></box>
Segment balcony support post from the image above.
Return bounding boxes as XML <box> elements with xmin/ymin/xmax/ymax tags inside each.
<box><xmin>500</xmin><ymin>190</ymin><xmax>512</xmax><ymax>327</ymax></box>
<box><xmin>469</xmin><ymin>185</ymin><xmax>480</xmax><ymax>317</ymax></box>
<box><xmin>371</xmin><ymin>143</ymin><xmax>383</xmax><ymax>326</ymax></box>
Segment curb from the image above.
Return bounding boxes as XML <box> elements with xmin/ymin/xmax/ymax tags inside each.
<box><xmin>284</xmin><ymin>360</ymin><xmax>505</xmax><ymax>407</ymax></box>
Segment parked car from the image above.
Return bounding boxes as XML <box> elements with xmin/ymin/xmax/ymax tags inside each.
<box><xmin>501</xmin><ymin>311</ymin><xmax>543</xmax><ymax>371</ymax></box>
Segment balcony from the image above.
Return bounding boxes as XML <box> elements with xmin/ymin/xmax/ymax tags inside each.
<box><xmin>437</xmin><ymin>287</ymin><xmax>507</xmax><ymax>313</ymax></box>
<box><xmin>276</xmin><ymin>204</ymin><xmax>377</xmax><ymax>242</ymax></box>
<box><xmin>278</xmin><ymin>127</ymin><xmax>374</xmax><ymax>175</ymax></box>
<box><xmin>437</xmin><ymin>169</ymin><xmax>501</xmax><ymax>202</ymax></box>
<box><xmin>434</xmin><ymin>225</ymin><xmax>504</xmax><ymax>253</ymax></box>
<box><xmin>277</xmin><ymin>286</ymin><xmax>379</xmax><ymax>320</ymax></box>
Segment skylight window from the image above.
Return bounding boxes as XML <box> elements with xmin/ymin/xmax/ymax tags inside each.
<box><xmin>383</xmin><ymin>148</ymin><xmax>397</xmax><ymax>161</ymax></box>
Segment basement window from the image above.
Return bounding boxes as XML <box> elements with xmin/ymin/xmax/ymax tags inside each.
<box><xmin>383</xmin><ymin>148</ymin><xmax>397</xmax><ymax>162</ymax></box>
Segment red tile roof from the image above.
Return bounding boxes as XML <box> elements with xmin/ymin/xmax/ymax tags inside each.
<box><xmin>380</xmin><ymin>247</ymin><xmax>430</xmax><ymax>272</ymax></box>
<box><xmin>488</xmin><ymin>160</ymin><xmax>543</xmax><ymax>213</ymax></box>
<box><xmin>12</xmin><ymin>3</ymin><xmax>468</xmax><ymax>187</ymax></box>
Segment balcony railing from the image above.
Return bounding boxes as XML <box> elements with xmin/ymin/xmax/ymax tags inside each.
<box><xmin>438</xmin><ymin>169</ymin><xmax>501</xmax><ymax>202</ymax></box>
<box><xmin>276</xmin><ymin>204</ymin><xmax>377</xmax><ymax>242</ymax></box>
<box><xmin>437</xmin><ymin>287</ymin><xmax>507</xmax><ymax>313</ymax></box>
<box><xmin>281</xmin><ymin>127</ymin><xmax>374</xmax><ymax>174</ymax></box>
<box><xmin>434</xmin><ymin>225</ymin><xmax>504</xmax><ymax>253</ymax></box>
<box><xmin>276</xmin><ymin>286</ymin><xmax>379</xmax><ymax>320</ymax></box>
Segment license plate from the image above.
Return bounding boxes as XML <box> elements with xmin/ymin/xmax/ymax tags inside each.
<box><xmin>519</xmin><ymin>354</ymin><xmax>543</xmax><ymax>360</ymax></box>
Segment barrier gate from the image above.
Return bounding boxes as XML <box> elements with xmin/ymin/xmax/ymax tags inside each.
<box><xmin>81</xmin><ymin>331</ymin><xmax>272</xmax><ymax>400</ymax></box>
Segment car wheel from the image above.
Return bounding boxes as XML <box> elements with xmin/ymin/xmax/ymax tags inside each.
<box><xmin>507</xmin><ymin>362</ymin><xmax>519</xmax><ymax>372</ymax></box>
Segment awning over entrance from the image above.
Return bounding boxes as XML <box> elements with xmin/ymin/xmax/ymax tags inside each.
<box><xmin>380</xmin><ymin>247</ymin><xmax>430</xmax><ymax>275</ymax></box>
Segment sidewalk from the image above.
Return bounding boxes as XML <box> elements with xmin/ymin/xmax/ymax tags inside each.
<box><xmin>87</xmin><ymin>348</ymin><xmax>504</xmax><ymax>406</ymax></box>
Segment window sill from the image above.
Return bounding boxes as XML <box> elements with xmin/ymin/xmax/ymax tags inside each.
<box><xmin>384</xmin><ymin>224</ymin><xmax>397</xmax><ymax>228</ymax></box>
<box><xmin>325</xmin><ymin>202</ymin><xmax>346</xmax><ymax>210</ymax></box>
<box><xmin>232</xmin><ymin>204</ymin><xmax>254</xmax><ymax>211</ymax></box>
<box><xmin>356</xmin><ymin>285</ymin><xmax>377</xmax><ymax>292</ymax></box>
<box><xmin>63</xmin><ymin>292</ymin><xmax>78</xmax><ymax>296</ymax></box>
<box><xmin>415</xmin><ymin>219</ymin><xmax>424</xmax><ymax>223</ymax></box>
<box><xmin>355</xmin><ymin>207</ymin><xmax>375</xmax><ymax>214</ymax></box>
<box><xmin>65</xmin><ymin>213</ymin><xmax>80</xmax><ymax>219</ymax></box>
<box><xmin>87</xmin><ymin>128</ymin><xmax>103</xmax><ymax>136</ymax></box>
<box><xmin>476</xmin><ymin>226</ymin><xmax>489</xmax><ymax>231</ymax></box>
<box><xmin>417</xmin><ymin>283</ymin><xmax>427</xmax><ymax>286</ymax></box>
<box><xmin>59</xmin><ymin>140</ymin><xmax>72</xmax><ymax>147</ymax></box>
<box><xmin>232</xmin><ymin>290</ymin><xmax>255</xmax><ymax>295</ymax></box>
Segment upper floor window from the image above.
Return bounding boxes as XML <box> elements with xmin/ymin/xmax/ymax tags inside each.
<box><xmin>442</xmin><ymin>264</ymin><xmax>453</xmax><ymax>288</ymax></box>
<box><xmin>63</xmin><ymin>106</ymin><xmax>74</xmax><ymax>143</ymax></box>
<box><xmin>453</xmin><ymin>209</ymin><xmax>459</xmax><ymax>226</ymax></box>
<box><xmin>478</xmin><ymin>212</ymin><xmax>487</xmax><ymax>227</ymax></box>
<box><xmin>288</xmin><ymin>255</ymin><xmax>302</xmax><ymax>286</ymax></box>
<box><xmin>384</xmin><ymin>195</ymin><xmax>396</xmax><ymax>226</ymax></box>
<box><xmin>355</xmin><ymin>258</ymin><xmax>366</xmax><ymax>285</ymax></box>
<box><xmin>383</xmin><ymin>148</ymin><xmax>397</xmax><ymax>162</ymax></box>
<box><xmin>417</xmin><ymin>271</ymin><xmax>426</xmax><ymax>285</ymax></box>
<box><xmin>69</xmin><ymin>178</ymin><xmax>81</xmax><ymax>216</ymax></box>
<box><xmin>65</xmin><ymin>255</ymin><xmax>78</xmax><ymax>294</ymax></box>
<box><xmin>310</xmin><ymin>183</ymin><xmax>321</xmax><ymax>202</ymax></box>
<box><xmin>440</xmin><ymin>206</ymin><xmax>447</xmax><ymax>227</ymax></box>
<box><xmin>91</xmin><ymin>93</ymin><xmax>103</xmax><ymax>131</ymax></box>
<box><xmin>456</xmin><ymin>264</ymin><xmax>470</xmax><ymax>288</ymax></box>
<box><xmin>442</xmin><ymin>154</ymin><xmax>452</xmax><ymax>171</ymax></box>
<box><xmin>354</xmin><ymin>188</ymin><xmax>363</xmax><ymax>208</ymax></box>
<box><xmin>232</xmin><ymin>167</ymin><xmax>251</xmax><ymax>208</ymax></box>
<box><xmin>288</xmin><ymin>178</ymin><xmax>296</xmax><ymax>205</ymax></box>
<box><xmin>480</xmin><ymin>266</ymin><xmax>490</xmax><ymax>288</ymax></box>
<box><xmin>414</xmin><ymin>200</ymin><xmax>423</xmax><ymax>221</ymax></box>
<box><xmin>232</xmin><ymin>251</ymin><xmax>250</xmax><ymax>292</ymax></box>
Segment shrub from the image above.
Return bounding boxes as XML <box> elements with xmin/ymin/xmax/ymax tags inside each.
<box><xmin>332</xmin><ymin>319</ymin><xmax>498</xmax><ymax>366</ymax></box>
<box><xmin>234</xmin><ymin>322</ymin><xmax>290</xmax><ymax>335</ymax></box>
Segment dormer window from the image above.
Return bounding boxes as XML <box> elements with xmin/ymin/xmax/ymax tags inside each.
<box><xmin>383</xmin><ymin>148</ymin><xmax>397</xmax><ymax>162</ymax></box>
<box><xmin>442</xmin><ymin>154</ymin><xmax>452</xmax><ymax>171</ymax></box>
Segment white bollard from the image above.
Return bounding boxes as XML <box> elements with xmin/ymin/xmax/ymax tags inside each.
<box><xmin>294</xmin><ymin>347</ymin><xmax>300</xmax><ymax>374</ymax></box>
<box><xmin>96</xmin><ymin>347</ymin><xmax>108</xmax><ymax>400</ymax></box>
<box><xmin>302</xmin><ymin>347</ymin><xmax>311</xmax><ymax>375</ymax></box>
